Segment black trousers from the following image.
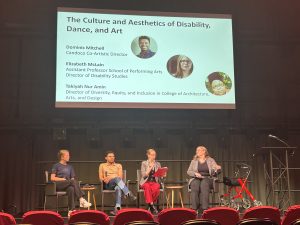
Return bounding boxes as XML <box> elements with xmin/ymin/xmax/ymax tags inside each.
<box><xmin>190</xmin><ymin>178</ymin><xmax>213</xmax><ymax>211</ymax></box>
<box><xmin>56</xmin><ymin>179</ymin><xmax>84</xmax><ymax>210</ymax></box>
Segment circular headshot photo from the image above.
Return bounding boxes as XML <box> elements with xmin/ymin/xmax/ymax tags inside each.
<box><xmin>205</xmin><ymin>72</ymin><xmax>232</xmax><ymax>96</ymax></box>
<box><xmin>167</xmin><ymin>55</ymin><xmax>193</xmax><ymax>79</ymax></box>
<box><xmin>131</xmin><ymin>36</ymin><xmax>157</xmax><ymax>59</ymax></box>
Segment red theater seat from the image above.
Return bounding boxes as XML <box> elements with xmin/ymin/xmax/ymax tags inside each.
<box><xmin>202</xmin><ymin>207</ymin><xmax>239</xmax><ymax>225</ymax></box>
<box><xmin>282</xmin><ymin>205</ymin><xmax>300</xmax><ymax>225</ymax></box>
<box><xmin>237</xmin><ymin>218</ymin><xmax>277</xmax><ymax>225</ymax></box>
<box><xmin>125</xmin><ymin>221</ymin><xmax>159</xmax><ymax>225</ymax></box>
<box><xmin>113</xmin><ymin>208</ymin><xmax>154</xmax><ymax>225</ymax></box>
<box><xmin>22</xmin><ymin>210</ymin><xmax>64</xmax><ymax>225</ymax></box>
<box><xmin>181</xmin><ymin>219</ymin><xmax>220</xmax><ymax>225</ymax></box>
<box><xmin>0</xmin><ymin>212</ymin><xmax>16</xmax><ymax>225</ymax></box>
<box><xmin>69</xmin><ymin>210</ymin><xmax>110</xmax><ymax>225</ymax></box>
<box><xmin>242</xmin><ymin>206</ymin><xmax>280</xmax><ymax>225</ymax></box>
<box><xmin>158</xmin><ymin>208</ymin><xmax>197</xmax><ymax>225</ymax></box>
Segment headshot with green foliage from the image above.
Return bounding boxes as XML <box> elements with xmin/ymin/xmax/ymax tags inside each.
<box><xmin>205</xmin><ymin>72</ymin><xmax>232</xmax><ymax>96</ymax></box>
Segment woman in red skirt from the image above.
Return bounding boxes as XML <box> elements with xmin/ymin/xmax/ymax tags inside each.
<box><xmin>140</xmin><ymin>148</ymin><xmax>162</xmax><ymax>214</ymax></box>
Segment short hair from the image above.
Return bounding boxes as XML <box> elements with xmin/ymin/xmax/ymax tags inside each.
<box><xmin>57</xmin><ymin>149</ymin><xmax>69</xmax><ymax>161</ymax></box>
<box><xmin>146</xmin><ymin>148</ymin><xmax>156</xmax><ymax>155</ymax></box>
<box><xmin>139</xmin><ymin>36</ymin><xmax>150</xmax><ymax>43</ymax></box>
<box><xmin>105</xmin><ymin>150</ymin><xmax>115</xmax><ymax>157</ymax></box>
<box><xmin>208</xmin><ymin>72</ymin><xmax>223</xmax><ymax>84</ymax></box>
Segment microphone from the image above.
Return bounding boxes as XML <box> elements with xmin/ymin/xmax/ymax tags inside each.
<box><xmin>268</xmin><ymin>134</ymin><xmax>290</xmax><ymax>147</ymax></box>
<box><xmin>268</xmin><ymin>134</ymin><xmax>278</xmax><ymax>139</ymax></box>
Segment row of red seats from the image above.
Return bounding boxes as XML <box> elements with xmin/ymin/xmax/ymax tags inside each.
<box><xmin>0</xmin><ymin>205</ymin><xmax>300</xmax><ymax>225</ymax></box>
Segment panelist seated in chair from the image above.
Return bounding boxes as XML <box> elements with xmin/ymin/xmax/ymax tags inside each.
<box><xmin>50</xmin><ymin>149</ymin><xmax>91</xmax><ymax>215</ymax></box>
<box><xmin>187</xmin><ymin>146</ymin><xmax>221</xmax><ymax>214</ymax></box>
<box><xmin>99</xmin><ymin>151</ymin><xmax>136</xmax><ymax>215</ymax></box>
<box><xmin>140</xmin><ymin>148</ymin><xmax>164</xmax><ymax>214</ymax></box>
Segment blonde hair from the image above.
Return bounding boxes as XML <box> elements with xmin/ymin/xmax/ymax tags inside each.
<box><xmin>147</xmin><ymin>148</ymin><xmax>156</xmax><ymax>155</ymax></box>
<box><xmin>57</xmin><ymin>149</ymin><xmax>69</xmax><ymax>161</ymax></box>
<box><xmin>193</xmin><ymin>146</ymin><xmax>209</xmax><ymax>160</ymax></box>
<box><xmin>175</xmin><ymin>55</ymin><xmax>193</xmax><ymax>78</ymax></box>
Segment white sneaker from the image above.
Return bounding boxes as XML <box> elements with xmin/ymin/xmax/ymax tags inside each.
<box><xmin>80</xmin><ymin>198</ymin><xmax>92</xmax><ymax>208</ymax></box>
<box><xmin>68</xmin><ymin>210</ymin><xmax>75</xmax><ymax>218</ymax></box>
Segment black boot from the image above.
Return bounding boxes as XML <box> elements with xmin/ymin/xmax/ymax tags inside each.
<box><xmin>149</xmin><ymin>204</ymin><xmax>158</xmax><ymax>214</ymax></box>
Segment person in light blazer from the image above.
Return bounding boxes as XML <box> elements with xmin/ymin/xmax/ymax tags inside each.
<box><xmin>140</xmin><ymin>148</ymin><xmax>162</xmax><ymax>214</ymax></box>
<box><xmin>187</xmin><ymin>146</ymin><xmax>221</xmax><ymax>214</ymax></box>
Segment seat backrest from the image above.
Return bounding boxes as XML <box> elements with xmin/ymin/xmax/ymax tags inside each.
<box><xmin>0</xmin><ymin>212</ymin><xmax>16</xmax><ymax>225</ymax></box>
<box><xmin>137</xmin><ymin>170</ymin><xmax>142</xmax><ymax>191</ymax></box>
<box><xmin>243</xmin><ymin>206</ymin><xmax>280</xmax><ymax>225</ymax></box>
<box><xmin>282</xmin><ymin>205</ymin><xmax>300</xmax><ymax>225</ymax></box>
<box><xmin>69</xmin><ymin>210</ymin><xmax>110</xmax><ymax>225</ymax></box>
<box><xmin>45</xmin><ymin>170</ymin><xmax>49</xmax><ymax>183</ymax></box>
<box><xmin>69</xmin><ymin>223</ymin><xmax>99</xmax><ymax>225</ymax></box>
<box><xmin>181</xmin><ymin>219</ymin><xmax>220</xmax><ymax>225</ymax></box>
<box><xmin>237</xmin><ymin>218</ymin><xmax>277</xmax><ymax>225</ymax></box>
<box><xmin>113</xmin><ymin>208</ymin><xmax>154</xmax><ymax>225</ymax></box>
<box><xmin>202</xmin><ymin>207</ymin><xmax>239</xmax><ymax>225</ymax></box>
<box><xmin>125</xmin><ymin>221</ymin><xmax>159</xmax><ymax>225</ymax></box>
<box><xmin>22</xmin><ymin>210</ymin><xmax>64</xmax><ymax>225</ymax></box>
<box><xmin>158</xmin><ymin>208</ymin><xmax>197</xmax><ymax>225</ymax></box>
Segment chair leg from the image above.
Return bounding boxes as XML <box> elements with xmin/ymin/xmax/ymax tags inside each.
<box><xmin>101</xmin><ymin>193</ymin><xmax>104</xmax><ymax>211</ymax></box>
<box><xmin>162</xmin><ymin>190</ymin><xmax>165</xmax><ymax>209</ymax></box>
<box><xmin>179</xmin><ymin>191</ymin><xmax>184</xmax><ymax>208</ymax></box>
<box><xmin>93</xmin><ymin>192</ymin><xmax>97</xmax><ymax>210</ymax></box>
<box><xmin>44</xmin><ymin>196</ymin><xmax>47</xmax><ymax>210</ymax></box>
<box><xmin>56</xmin><ymin>194</ymin><xmax>59</xmax><ymax>213</ymax></box>
<box><xmin>137</xmin><ymin>192</ymin><xmax>140</xmax><ymax>208</ymax></box>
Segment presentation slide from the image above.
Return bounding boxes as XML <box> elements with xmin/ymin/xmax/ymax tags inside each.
<box><xmin>56</xmin><ymin>8</ymin><xmax>235</xmax><ymax>109</ymax></box>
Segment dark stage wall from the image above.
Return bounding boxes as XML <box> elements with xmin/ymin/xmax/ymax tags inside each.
<box><xmin>0</xmin><ymin>0</ymin><xmax>300</xmax><ymax>214</ymax></box>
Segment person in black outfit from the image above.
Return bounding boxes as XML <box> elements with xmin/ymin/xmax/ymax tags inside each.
<box><xmin>51</xmin><ymin>149</ymin><xmax>91</xmax><ymax>215</ymax></box>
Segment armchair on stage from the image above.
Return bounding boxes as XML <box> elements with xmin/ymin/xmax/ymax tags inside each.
<box><xmin>219</xmin><ymin>163</ymin><xmax>262</xmax><ymax>210</ymax></box>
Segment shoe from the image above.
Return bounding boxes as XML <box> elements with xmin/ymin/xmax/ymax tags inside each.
<box><xmin>149</xmin><ymin>205</ymin><xmax>158</xmax><ymax>214</ymax></box>
<box><xmin>68</xmin><ymin>210</ymin><xmax>75</xmax><ymax>218</ymax></box>
<box><xmin>126</xmin><ymin>191</ymin><xmax>137</xmax><ymax>201</ymax></box>
<box><xmin>110</xmin><ymin>207</ymin><xmax>120</xmax><ymax>216</ymax></box>
<box><xmin>80</xmin><ymin>198</ymin><xmax>92</xmax><ymax>208</ymax></box>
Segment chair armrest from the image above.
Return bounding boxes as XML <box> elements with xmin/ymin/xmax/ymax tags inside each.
<box><xmin>45</xmin><ymin>182</ymin><xmax>57</xmax><ymax>195</ymax></box>
<box><xmin>126</xmin><ymin>179</ymin><xmax>131</xmax><ymax>188</ymax></box>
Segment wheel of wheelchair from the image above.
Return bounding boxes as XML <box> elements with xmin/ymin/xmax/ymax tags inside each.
<box><xmin>230</xmin><ymin>200</ymin><xmax>240</xmax><ymax>211</ymax></box>
<box><xmin>219</xmin><ymin>196</ymin><xmax>229</xmax><ymax>207</ymax></box>
<box><xmin>253</xmin><ymin>200</ymin><xmax>263</xmax><ymax>206</ymax></box>
<box><xmin>242</xmin><ymin>198</ymin><xmax>251</xmax><ymax>209</ymax></box>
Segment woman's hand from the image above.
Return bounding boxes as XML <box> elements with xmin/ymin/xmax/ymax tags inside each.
<box><xmin>194</xmin><ymin>172</ymin><xmax>202</xmax><ymax>178</ymax></box>
<box><xmin>146</xmin><ymin>163</ymin><xmax>155</xmax><ymax>176</ymax></box>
